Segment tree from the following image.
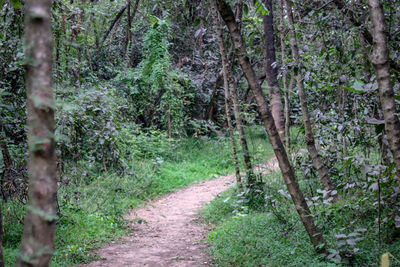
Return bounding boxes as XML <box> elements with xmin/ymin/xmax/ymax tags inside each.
<box><xmin>261</xmin><ymin>0</ymin><xmax>286</xmax><ymax>145</ymax></box>
<box><xmin>17</xmin><ymin>0</ymin><xmax>58</xmax><ymax>265</ymax></box>
<box><xmin>368</xmin><ymin>0</ymin><xmax>400</xmax><ymax>184</ymax></box>
<box><xmin>214</xmin><ymin>0</ymin><xmax>327</xmax><ymax>253</ymax></box>
<box><xmin>0</xmin><ymin>208</ymin><xmax>3</xmax><ymax>267</ymax></box>
<box><xmin>211</xmin><ymin>4</ymin><xmax>257</xmax><ymax>195</ymax></box>
<box><xmin>284</xmin><ymin>0</ymin><xmax>340</xmax><ymax>203</ymax></box>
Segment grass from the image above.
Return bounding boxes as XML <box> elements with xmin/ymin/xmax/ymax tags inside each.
<box><xmin>2</xmin><ymin>136</ymin><xmax>237</xmax><ymax>266</ymax></box>
<box><xmin>201</xmin><ymin>127</ymin><xmax>400</xmax><ymax>267</ymax></box>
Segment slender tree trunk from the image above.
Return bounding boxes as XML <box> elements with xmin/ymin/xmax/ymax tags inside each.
<box><xmin>206</xmin><ymin>70</ymin><xmax>223</xmax><ymax>121</ymax></box>
<box><xmin>128</xmin><ymin>0</ymin><xmax>140</xmax><ymax>67</ymax></box>
<box><xmin>285</xmin><ymin>0</ymin><xmax>340</xmax><ymax>203</ymax></box>
<box><xmin>0</xmin><ymin>208</ymin><xmax>3</xmax><ymax>267</ymax></box>
<box><xmin>262</xmin><ymin>0</ymin><xmax>285</xmax><ymax>144</ymax></box>
<box><xmin>103</xmin><ymin>5</ymin><xmax>127</xmax><ymax>42</ymax></box>
<box><xmin>223</xmin><ymin>69</ymin><xmax>242</xmax><ymax>187</ymax></box>
<box><xmin>278</xmin><ymin>0</ymin><xmax>292</xmax><ymax>148</ymax></box>
<box><xmin>368</xmin><ymin>0</ymin><xmax>400</xmax><ymax>184</ymax></box>
<box><xmin>167</xmin><ymin>109</ymin><xmax>172</xmax><ymax>139</ymax></box>
<box><xmin>123</xmin><ymin>0</ymin><xmax>131</xmax><ymax>60</ymax></box>
<box><xmin>360</xmin><ymin>33</ymin><xmax>372</xmax><ymax>81</ymax></box>
<box><xmin>211</xmin><ymin>5</ymin><xmax>255</xmax><ymax>186</ymax></box>
<box><xmin>0</xmin><ymin>142</ymin><xmax>12</xmax><ymax>172</ymax></box>
<box><xmin>214</xmin><ymin>0</ymin><xmax>327</xmax><ymax>253</ymax></box>
<box><xmin>17</xmin><ymin>0</ymin><xmax>58</xmax><ymax>266</ymax></box>
<box><xmin>0</xmin><ymin>137</ymin><xmax>13</xmax><ymax>201</ymax></box>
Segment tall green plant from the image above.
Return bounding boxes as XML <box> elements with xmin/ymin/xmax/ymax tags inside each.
<box><xmin>138</xmin><ymin>16</ymin><xmax>193</xmax><ymax>136</ymax></box>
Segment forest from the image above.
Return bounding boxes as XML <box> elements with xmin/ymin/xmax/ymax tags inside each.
<box><xmin>0</xmin><ymin>0</ymin><xmax>400</xmax><ymax>266</ymax></box>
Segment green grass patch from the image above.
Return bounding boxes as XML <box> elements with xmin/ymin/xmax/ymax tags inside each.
<box><xmin>3</xmin><ymin>136</ymin><xmax>237</xmax><ymax>266</ymax></box>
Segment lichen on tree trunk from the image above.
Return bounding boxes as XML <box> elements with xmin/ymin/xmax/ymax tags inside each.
<box><xmin>17</xmin><ymin>0</ymin><xmax>58</xmax><ymax>266</ymax></box>
<box><xmin>368</xmin><ymin>0</ymin><xmax>400</xmax><ymax>184</ymax></box>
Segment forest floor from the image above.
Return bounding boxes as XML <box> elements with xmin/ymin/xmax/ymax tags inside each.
<box><xmin>80</xmin><ymin>169</ymin><xmax>236</xmax><ymax>266</ymax></box>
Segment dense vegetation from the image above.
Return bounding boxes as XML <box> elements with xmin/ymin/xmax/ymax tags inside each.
<box><xmin>1</xmin><ymin>0</ymin><xmax>400</xmax><ymax>266</ymax></box>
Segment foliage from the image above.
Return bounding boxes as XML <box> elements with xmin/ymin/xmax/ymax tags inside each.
<box><xmin>3</xmin><ymin>136</ymin><xmax>235</xmax><ymax>266</ymax></box>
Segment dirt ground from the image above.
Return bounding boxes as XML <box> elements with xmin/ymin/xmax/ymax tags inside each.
<box><xmin>81</xmin><ymin>173</ymin><xmax>235</xmax><ymax>267</ymax></box>
<box><xmin>81</xmin><ymin>158</ymin><xmax>279</xmax><ymax>267</ymax></box>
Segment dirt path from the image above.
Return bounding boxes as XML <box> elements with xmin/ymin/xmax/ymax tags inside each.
<box><xmin>82</xmin><ymin>158</ymin><xmax>279</xmax><ymax>267</ymax></box>
<box><xmin>82</xmin><ymin>174</ymin><xmax>235</xmax><ymax>267</ymax></box>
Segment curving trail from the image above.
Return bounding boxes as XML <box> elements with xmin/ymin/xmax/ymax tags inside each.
<box><xmin>81</xmin><ymin>173</ymin><xmax>235</xmax><ymax>267</ymax></box>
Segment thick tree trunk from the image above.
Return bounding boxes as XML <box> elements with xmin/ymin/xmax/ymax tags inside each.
<box><xmin>211</xmin><ymin>5</ymin><xmax>255</xmax><ymax>186</ymax></box>
<box><xmin>262</xmin><ymin>0</ymin><xmax>286</xmax><ymax>144</ymax></box>
<box><xmin>17</xmin><ymin>0</ymin><xmax>58</xmax><ymax>266</ymax></box>
<box><xmin>368</xmin><ymin>0</ymin><xmax>400</xmax><ymax>183</ymax></box>
<box><xmin>214</xmin><ymin>0</ymin><xmax>327</xmax><ymax>253</ymax></box>
<box><xmin>285</xmin><ymin>0</ymin><xmax>340</xmax><ymax>203</ymax></box>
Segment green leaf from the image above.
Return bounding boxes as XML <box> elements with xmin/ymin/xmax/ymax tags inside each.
<box><xmin>342</xmin><ymin>86</ymin><xmax>364</xmax><ymax>93</ymax></box>
<box><xmin>343</xmin><ymin>157</ymin><xmax>353</xmax><ymax>168</ymax></box>
<box><xmin>243</xmin><ymin>4</ymin><xmax>249</xmax><ymax>15</ymax></box>
<box><xmin>12</xmin><ymin>0</ymin><xmax>21</xmax><ymax>9</ymax></box>
<box><xmin>193</xmin><ymin>18</ymin><xmax>201</xmax><ymax>27</ymax></box>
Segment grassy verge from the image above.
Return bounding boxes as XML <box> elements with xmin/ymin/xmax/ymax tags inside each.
<box><xmin>201</xmin><ymin>128</ymin><xmax>400</xmax><ymax>267</ymax></box>
<box><xmin>2</xmin><ymin>136</ymin><xmax>236</xmax><ymax>266</ymax></box>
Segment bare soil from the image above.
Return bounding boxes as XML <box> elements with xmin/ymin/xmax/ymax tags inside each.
<box><xmin>81</xmin><ymin>158</ymin><xmax>279</xmax><ymax>267</ymax></box>
<box><xmin>81</xmin><ymin>174</ymin><xmax>235</xmax><ymax>267</ymax></box>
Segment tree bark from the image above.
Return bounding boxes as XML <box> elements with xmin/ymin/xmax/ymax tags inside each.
<box><xmin>223</xmin><ymin>67</ymin><xmax>242</xmax><ymax>187</ymax></box>
<box><xmin>123</xmin><ymin>0</ymin><xmax>131</xmax><ymax>60</ymax></box>
<box><xmin>278</xmin><ymin>0</ymin><xmax>291</xmax><ymax>148</ymax></box>
<box><xmin>0</xmin><ymin>141</ymin><xmax>12</xmax><ymax>172</ymax></box>
<box><xmin>103</xmin><ymin>5</ymin><xmax>127</xmax><ymax>42</ymax></box>
<box><xmin>206</xmin><ymin>70</ymin><xmax>223</xmax><ymax>121</ymax></box>
<box><xmin>211</xmin><ymin>5</ymin><xmax>255</xmax><ymax>186</ymax></box>
<box><xmin>368</xmin><ymin>0</ymin><xmax>400</xmax><ymax>183</ymax></box>
<box><xmin>17</xmin><ymin>0</ymin><xmax>58</xmax><ymax>266</ymax></box>
<box><xmin>0</xmin><ymin>209</ymin><xmax>3</xmax><ymax>267</ymax></box>
<box><xmin>214</xmin><ymin>0</ymin><xmax>327</xmax><ymax>253</ymax></box>
<box><xmin>285</xmin><ymin>0</ymin><xmax>340</xmax><ymax>203</ymax></box>
<box><xmin>262</xmin><ymin>0</ymin><xmax>286</xmax><ymax>144</ymax></box>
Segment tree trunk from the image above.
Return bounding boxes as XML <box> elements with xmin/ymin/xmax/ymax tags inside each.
<box><xmin>278</xmin><ymin>0</ymin><xmax>291</xmax><ymax>148</ymax></box>
<box><xmin>285</xmin><ymin>0</ymin><xmax>340</xmax><ymax>203</ymax></box>
<box><xmin>0</xmin><ymin>137</ymin><xmax>13</xmax><ymax>201</ymax></box>
<box><xmin>167</xmin><ymin>109</ymin><xmax>172</xmax><ymax>139</ymax></box>
<box><xmin>206</xmin><ymin>70</ymin><xmax>223</xmax><ymax>121</ymax></box>
<box><xmin>211</xmin><ymin>5</ymin><xmax>255</xmax><ymax>187</ymax></box>
<box><xmin>0</xmin><ymin>208</ymin><xmax>3</xmax><ymax>267</ymax></box>
<box><xmin>214</xmin><ymin>0</ymin><xmax>327</xmax><ymax>253</ymax></box>
<box><xmin>17</xmin><ymin>0</ymin><xmax>58</xmax><ymax>266</ymax></box>
<box><xmin>368</xmin><ymin>0</ymin><xmax>400</xmax><ymax>183</ymax></box>
<box><xmin>262</xmin><ymin>0</ymin><xmax>286</xmax><ymax>144</ymax></box>
<box><xmin>103</xmin><ymin>5</ymin><xmax>127</xmax><ymax>42</ymax></box>
<box><xmin>0</xmin><ymin>141</ymin><xmax>12</xmax><ymax>172</ymax></box>
<box><xmin>123</xmin><ymin>0</ymin><xmax>131</xmax><ymax>60</ymax></box>
<box><xmin>223</xmin><ymin>67</ymin><xmax>241</xmax><ymax>187</ymax></box>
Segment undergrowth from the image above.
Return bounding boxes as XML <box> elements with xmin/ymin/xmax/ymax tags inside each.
<box><xmin>202</xmin><ymin>128</ymin><xmax>400</xmax><ymax>267</ymax></box>
<box><xmin>2</xmin><ymin>136</ymin><xmax>235</xmax><ymax>266</ymax></box>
